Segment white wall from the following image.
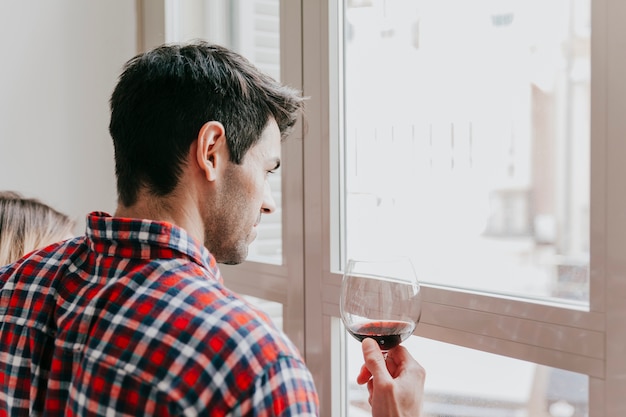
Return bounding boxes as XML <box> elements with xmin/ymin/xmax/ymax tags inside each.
<box><xmin>0</xmin><ymin>1</ymin><xmax>138</xmax><ymax>233</ymax></box>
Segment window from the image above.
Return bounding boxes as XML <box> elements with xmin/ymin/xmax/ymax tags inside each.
<box><xmin>301</xmin><ymin>0</ymin><xmax>625</xmax><ymax>415</ymax></box>
<box><xmin>339</xmin><ymin>1</ymin><xmax>592</xmax><ymax>414</ymax></box>
<box><xmin>343</xmin><ymin>0</ymin><xmax>590</xmax><ymax>304</ymax></box>
<box><xmin>149</xmin><ymin>0</ymin><xmax>626</xmax><ymax>415</ymax></box>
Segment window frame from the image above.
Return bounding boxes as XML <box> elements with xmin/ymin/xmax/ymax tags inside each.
<box><xmin>301</xmin><ymin>0</ymin><xmax>626</xmax><ymax>416</ymax></box>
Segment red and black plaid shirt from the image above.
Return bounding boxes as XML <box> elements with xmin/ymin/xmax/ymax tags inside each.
<box><xmin>0</xmin><ymin>212</ymin><xmax>318</xmax><ymax>416</ymax></box>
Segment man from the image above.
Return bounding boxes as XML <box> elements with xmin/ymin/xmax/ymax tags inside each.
<box><xmin>0</xmin><ymin>42</ymin><xmax>424</xmax><ymax>416</ymax></box>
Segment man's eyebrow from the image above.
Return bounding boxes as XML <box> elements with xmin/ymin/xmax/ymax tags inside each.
<box><xmin>271</xmin><ymin>158</ymin><xmax>281</xmax><ymax>170</ymax></box>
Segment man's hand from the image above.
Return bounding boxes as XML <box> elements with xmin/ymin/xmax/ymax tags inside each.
<box><xmin>357</xmin><ymin>338</ymin><xmax>425</xmax><ymax>417</ymax></box>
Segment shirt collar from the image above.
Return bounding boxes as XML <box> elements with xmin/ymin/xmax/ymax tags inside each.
<box><xmin>85</xmin><ymin>211</ymin><xmax>222</xmax><ymax>283</ymax></box>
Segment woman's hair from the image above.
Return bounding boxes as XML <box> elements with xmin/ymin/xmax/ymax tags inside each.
<box><xmin>0</xmin><ymin>191</ymin><xmax>75</xmax><ymax>265</ymax></box>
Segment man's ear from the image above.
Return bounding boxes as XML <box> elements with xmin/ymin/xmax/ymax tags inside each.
<box><xmin>196</xmin><ymin>121</ymin><xmax>227</xmax><ymax>182</ymax></box>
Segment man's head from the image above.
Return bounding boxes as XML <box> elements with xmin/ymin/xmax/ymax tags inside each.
<box><xmin>109</xmin><ymin>42</ymin><xmax>304</xmax><ymax>263</ymax></box>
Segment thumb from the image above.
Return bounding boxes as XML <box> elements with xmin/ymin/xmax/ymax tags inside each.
<box><xmin>361</xmin><ymin>338</ymin><xmax>392</xmax><ymax>383</ymax></box>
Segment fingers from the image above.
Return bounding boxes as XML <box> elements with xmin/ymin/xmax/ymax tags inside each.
<box><xmin>358</xmin><ymin>339</ymin><xmax>426</xmax><ymax>388</ymax></box>
<box><xmin>385</xmin><ymin>344</ymin><xmax>411</xmax><ymax>366</ymax></box>
<box><xmin>360</xmin><ymin>338</ymin><xmax>392</xmax><ymax>384</ymax></box>
<box><xmin>357</xmin><ymin>339</ymin><xmax>427</xmax><ymax>417</ymax></box>
<box><xmin>356</xmin><ymin>362</ymin><xmax>372</xmax><ymax>385</ymax></box>
<box><xmin>382</xmin><ymin>345</ymin><xmax>408</xmax><ymax>377</ymax></box>
<box><xmin>387</xmin><ymin>345</ymin><xmax>427</xmax><ymax>386</ymax></box>
<box><xmin>356</xmin><ymin>364</ymin><xmax>373</xmax><ymax>385</ymax></box>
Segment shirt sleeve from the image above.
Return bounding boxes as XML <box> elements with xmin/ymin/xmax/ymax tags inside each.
<box><xmin>243</xmin><ymin>355</ymin><xmax>319</xmax><ymax>417</ymax></box>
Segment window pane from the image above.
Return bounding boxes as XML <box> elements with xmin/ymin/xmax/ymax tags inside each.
<box><xmin>166</xmin><ymin>0</ymin><xmax>283</xmax><ymax>264</ymax></box>
<box><xmin>342</xmin><ymin>0</ymin><xmax>590</xmax><ymax>303</ymax></box>
<box><xmin>346</xmin><ymin>334</ymin><xmax>588</xmax><ymax>417</ymax></box>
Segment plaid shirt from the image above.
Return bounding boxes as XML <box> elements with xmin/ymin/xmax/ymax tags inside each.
<box><xmin>0</xmin><ymin>212</ymin><xmax>319</xmax><ymax>416</ymax></box>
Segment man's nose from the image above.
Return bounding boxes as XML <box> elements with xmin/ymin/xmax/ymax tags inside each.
<box><xmin>261</xmin><ymin>181</ymin><xmax>276</xmax><ymax>214</ymax></box>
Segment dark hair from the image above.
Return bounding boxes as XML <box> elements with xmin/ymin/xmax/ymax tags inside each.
<box><xmin>109</xmin><ymin>41</ymin><xmax>305</xmax><ymax>206</ymax></box>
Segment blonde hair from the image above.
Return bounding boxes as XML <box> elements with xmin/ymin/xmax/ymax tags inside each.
<box><xmin>0</xmin><ymin>191</ymin><xmax>75</xmax><ymax>266</ymax></box>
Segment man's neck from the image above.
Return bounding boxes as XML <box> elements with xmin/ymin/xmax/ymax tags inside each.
<box><xmin>114</xmin><ymin>190</ymin><xmax>205</xmax><ymax>245</ymax></box>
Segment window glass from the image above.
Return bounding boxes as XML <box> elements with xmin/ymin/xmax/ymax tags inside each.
<box><xmin>346</xmin><ymin>334</ymin><xmax>588</xmax><ymax>417</ymax></box>
<box><xmin>166</xmin><ymin>0</ymin><xmax>283</xmax><ymax>264</ymax></box>
<box><xmin>343</xmin><ymin>0</ymin><xmax>590</xmax><ymax>303</ymax></box>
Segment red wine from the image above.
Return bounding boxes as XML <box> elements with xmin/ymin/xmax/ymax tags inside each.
<box><xmin>347</xmin><ymin>320</ymin><xmax>415</xmax><ymax>350</ymax></box>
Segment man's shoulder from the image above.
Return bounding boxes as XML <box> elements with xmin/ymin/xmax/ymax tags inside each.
<box><xmin>125</xmin><ymin>263</ymin><xmax>299</xmax><ymax>361</ymax></box>
<box><xmin>0</xmin><ymin>237</ymin><xmax>85</xmax><ymax>286</ymax></box>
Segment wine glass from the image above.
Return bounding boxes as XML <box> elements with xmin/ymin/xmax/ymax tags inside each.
<box><xmin>340</xmin><ymin>257</ymin><xmax>422</xmax><ymax>355</ymax></box>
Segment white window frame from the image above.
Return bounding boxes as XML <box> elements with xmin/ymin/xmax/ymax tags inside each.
<box><xmin>301</xmin><ymin>0</ymin><xmax>626</xmax><ymax>416</ymax></box>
